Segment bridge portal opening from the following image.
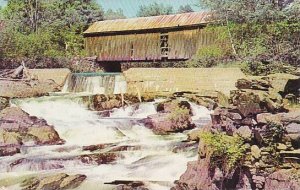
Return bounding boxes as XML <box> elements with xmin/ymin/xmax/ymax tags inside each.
<box><xmin>99</xmin><ymin>62</ymin><xmax>121</xmax><ymax>72</ymax></box>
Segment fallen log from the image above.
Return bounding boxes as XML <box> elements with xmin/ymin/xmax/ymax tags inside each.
<box><xmin>11</xmin><ymin>65</ymin><xmax>24</xmax><ymax>79</ymax></box>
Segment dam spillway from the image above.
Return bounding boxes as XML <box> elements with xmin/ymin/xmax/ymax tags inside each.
<box><xmin>62</xmin><ymin>73</ymin><xmax>127</xmax><ymax>95</ymax></box>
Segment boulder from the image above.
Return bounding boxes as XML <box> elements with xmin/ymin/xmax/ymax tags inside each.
<box><xmin>251</xmin><ymin>145</ymin><xmax>261</xmax><ymax>159</ymax></box>
<box><xmin>114</xmin><ymin>181</ymin><xmax>148</xmax><ymax>190</ymax></box>
<box><xmin>236</xmin><ymin>78</ymin><xmax>270</xmax><ymax>91</ymax></box>
<box><xmin>156</xmin><ymin>99</ymin><xmax>192</xmax><ymax>114</ymax></box>
<box><xmin>171</xmin><ymin>160</ymin><xmax>217</xmax><ymax>190</ymax></box>
<box><xmin>0</xmin><ymin>107</ymin><xmax>64</xmax><ymax>156</ymax></box>
<box><xmin>0</xmin><ymin>97</ymin><xmax>9</xmax><ymax>111</ymax></box>
<box><xmin>256</xmin><ymin>113</ymin><xmax>282</xmax><ymax>124</ymax></box>
<box><xmin>236</xmin><ymin>126</ymin><xmax>252</xmax><ymax>141</ymax></box>
<box><xmin>265</xmin><ymin>169</ymin><xmax>300</xmax><ymax>190</ymax></box>
<box><xmin>92</xmin><ymin>94</ymin><xmax>141</xmax><ymax>111</ymax></box>
<box><xmin>21</xmin><ymin>173</ymin><xmax>86</xmax><ymax>190</ymax></box>
<box><xmin>142</xmin><ymin>106</ymin><xmax>194</xmax><ymax>135</ymax></box>
<box><xmin>78</xmin><ymin>153</ymin><xmax>118</xmax><ymax>165</ymax></box>
<box><xmin>82</xmin><ymin>143</ymin><xmax>114</xmax><ymax>152</ymax></box>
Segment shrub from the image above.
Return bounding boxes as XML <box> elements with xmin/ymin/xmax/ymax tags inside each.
<box><xmin>241</xmin><ymin>60</ymin><xmax>297</xmax><ymax>76</ymax></box>
<box><xmin>200</xmin><ymin>131</ymin><xmax>246</xmax><ymax>174</ymax></box>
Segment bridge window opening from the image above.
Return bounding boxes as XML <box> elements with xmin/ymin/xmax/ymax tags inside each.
<box><xmin>160</xmin><ymin>33</ymin><xmax>169</xmax><ymax>59</ymax></box>
<box><xmin>130</xmin><ymin>43</ymin><xmax>134</xmax><ymax>60</ymax></box>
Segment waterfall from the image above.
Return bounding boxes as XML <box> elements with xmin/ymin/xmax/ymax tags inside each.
<box><xmin>62</xmin><ymin>73</ymin><xmax>127</xmax><ymax>95</ymax></box>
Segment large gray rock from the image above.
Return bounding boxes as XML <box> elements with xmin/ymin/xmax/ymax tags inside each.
<box><xmin>236</xmin><ymin>126</ymin><xmax>252</xmax><ymax>141</ymax></box>
<box><xmin>171</xmin><ymin>160</ymin><xmax>218</xmax><ymax>190</ymax></box>
<box><xmin>142</xmin><ymin>112</ymin><xmax>194</xmax><ymax>135</ymax></box>
<box><xmin>0</xmin><ymin>107</ymin><xmax>64</xmax><ymax>156</ymax></box>
<box><xmin>265</xmin><ymin>169</ymin><xmax>300</xmax><ymax>190</ymax></box>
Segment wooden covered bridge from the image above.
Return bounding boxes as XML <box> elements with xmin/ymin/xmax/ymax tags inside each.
<box><xmin>84</xmin><ymin>12</ymin><xmax>217</xmax><ymax>71</ymax></box>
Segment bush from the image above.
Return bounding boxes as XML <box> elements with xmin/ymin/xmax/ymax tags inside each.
<box><xmin>200</xmin><ymin>131</ymin><xmax>246</xmax><ymax>174</ymax></box>
<box><xmin>241</xmin><ymin>60</ymin><xmax>297</xmax><ymax>76</ymax></box>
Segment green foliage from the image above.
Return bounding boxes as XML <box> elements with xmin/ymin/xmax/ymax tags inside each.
<box><xmin>0</xmin><ymin>0</ymin><xmax>104</xmax><ymax>62</ymax></box>
<box><xmin>265</xmin><ymin>121</ymin><xmax>285</xmax><ymax>144</ymax></box>
<box><xmin>177</xmin><ymin>4</ymin><xmax>194</xmax><ymax>14</ymax></box>
<box><xmin>198</xmin><ymin>0</ymin><xmax>299</xmax><ymax>24</ymax></box>
<box><xmin>104</xmin><ymin>8</ymin><xmax>126</xmax><ymax>20</ymax></box>
<box><xmin>137</xmin><ymin>2</ymin><xmax>174</xmax><ymax>17</ymax></box>
<box><xmin>168</xmin><ymin>106</ymin><xmax>190</xmax><ymax>122</ymax></box>
<box><xmin>200</xmin><ymin>132</ymin><xmax>246</xmax><ymax>174</ymax></box>
<box><xmin>241</xmin><ymin>60</ymin><xmax>297</xmax><ymax>76</ymax></box>
<box><xmin>197</xmin><ymin>0</ymin><xmax>300</xmax><ymax>70</ymax></box>
<box><xmin>186</xmin><ymin>26</ymin><xmax>232</xmax><ymax>68</ymax></box>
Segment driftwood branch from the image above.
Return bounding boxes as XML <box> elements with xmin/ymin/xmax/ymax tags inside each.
<box><xmin>11</xmin><ymin>65</ymin><xmax>24</xmax><ymax>79</ymax></box>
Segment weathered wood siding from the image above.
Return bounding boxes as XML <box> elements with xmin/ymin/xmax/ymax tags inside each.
<box><xmin>168</xmin><ymin>28</ymin><xmax>215</xmax><ymax>60</ymax></box>
<box><xmin>85</xmin><ymin>28</ymin><xmax>216</xmax><ymax>62</ymax></box>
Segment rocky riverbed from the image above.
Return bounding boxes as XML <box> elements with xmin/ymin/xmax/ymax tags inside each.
<box><xmin>172</xmin><ymin>74</ymin><xmax>300</xmax><ymax>190</ymax></box>
<box><xmin>0</xmin><ymin>71</ymin><xmax>299</xmax><ymax>190</ymax></box>
<box><xmin>0</xmin><ymin>94</ymin><xmax>212</xmax><ymax>190</ymax></box>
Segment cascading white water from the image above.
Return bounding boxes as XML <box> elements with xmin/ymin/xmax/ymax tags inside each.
<box><xmin>1</xmin><ymin>96</ymin><xmax>211</xmax><ymax>190</ymax></box>
<box><xmin>62</xmin><ymin>73</ymin><xmax>127</xmax><ymax>95</ymax></box>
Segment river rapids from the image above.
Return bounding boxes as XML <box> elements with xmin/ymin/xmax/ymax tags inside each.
<box><xmin>0</xmin><ymin>93</ymin><xmax>211</xmax><ymax>189</ymax></box>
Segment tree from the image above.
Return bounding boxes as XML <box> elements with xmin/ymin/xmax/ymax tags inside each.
<box><xmin>198</xmin><ymin>0</ymin><xmax>298</xmax><ymax>24</ymax></box>
<box><xmin>104</xmin><ymin>8</ymin><xmax>126</xmax><ymax>20</ymax></box>
<box><xmin>137</xmin><ymin>2</ymin><xmax>174</xmax><ymax>17</ymax></box>
<box><xmin>177</xmin><ymin>4</ymin><xmax>194</xmax><ymax>14</ymax></box>
<box><xmin>0</xmin><ymin>0</ymin><xmax>104</xmax><ymax>58</ymax></box>
<box><xmin>197</xmin><ymin>0</ymin><xmax>300</xmax><ymax>68</ymax></box>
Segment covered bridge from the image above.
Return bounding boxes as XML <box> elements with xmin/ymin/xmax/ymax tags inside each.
<box><xmin>84</xmin><ymin>12</ymin><xmax>218</xmax><ymax>71</ymax></box>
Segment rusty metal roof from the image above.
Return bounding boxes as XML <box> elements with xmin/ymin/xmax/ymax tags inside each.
<box><xmin>84</xmin><ymin>12</ymin><xmax>211</xmax><ymax>35</ymax></box>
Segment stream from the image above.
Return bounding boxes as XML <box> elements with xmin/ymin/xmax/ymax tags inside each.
<box><xmin>0</xmin><ymin>74</ymin><xmax>212</xmax><ymax>190</ymax></box>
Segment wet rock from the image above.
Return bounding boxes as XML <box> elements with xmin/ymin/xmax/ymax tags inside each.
<box><xmin>172</xmin><ymin>141</ymin><xmax>198</xmax><ymax>153</ymax></box>
<box><xmin>156</xmin><ymin>99</ymin><xmax>192</xmax><ymax>114</ymax></box>
<box><xmin>92</xmin><ymin>94</ymin><xmax>140</xmax><ymax>111</ymax></box>
<box><xmin>79</xmin><ymin>153</ymin><xmax>118</xmax><ymax>165</ymax></box>
<box><xmin>0</xmin><ymin>146</ymin><xmax>20</xmax><ymax>157</ymax></box>
<box><xmin>93</xmin><ymin>95</ymin><xmax>122</xmax><ymax>111</ymax></box>
<box><xmin>265</xmin><ymin>169</ymin><xmax>300</xmax><ymax>190</ymax></box>
<box><xmin>172</xmin><ymin>160</ymin><xmax>216</xmax><ymax>190</ymax></box>
<box><xmin>21</xmin><ymin>173</ymin><xmax>86</xmax><ymax>190</ymax></box>
<box><xmin>0</xmin><ymin>107</ymin><xmax>64</xmax><ymax>156</ymax></box>
<box><xmin>82</xmin><ymin>143</ymin><xmax>114</xmax><ymax>152</ymax></box>
<box><xmin>109</xmin><ymin>181</ymin><xmax>148</xmax><ymax>190</ymax></box>
<box><xmin>142</xmin><ymin>112</ymin><xmax>194</xmax><ymax>135</ymax></box>
<box><xmin>109</xmin><ymin>145</ymin><xmax>141</xmax><ymax>152</ymax></box>
<box><xmin>59</xmin><ymin>174</ymin><xmax>87</xmax><ymax>189</ymax></box>
<box><xmin>8</xmin><ymin>158</ymin><xmax>64</xmax><ymax>171</ymax></box>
